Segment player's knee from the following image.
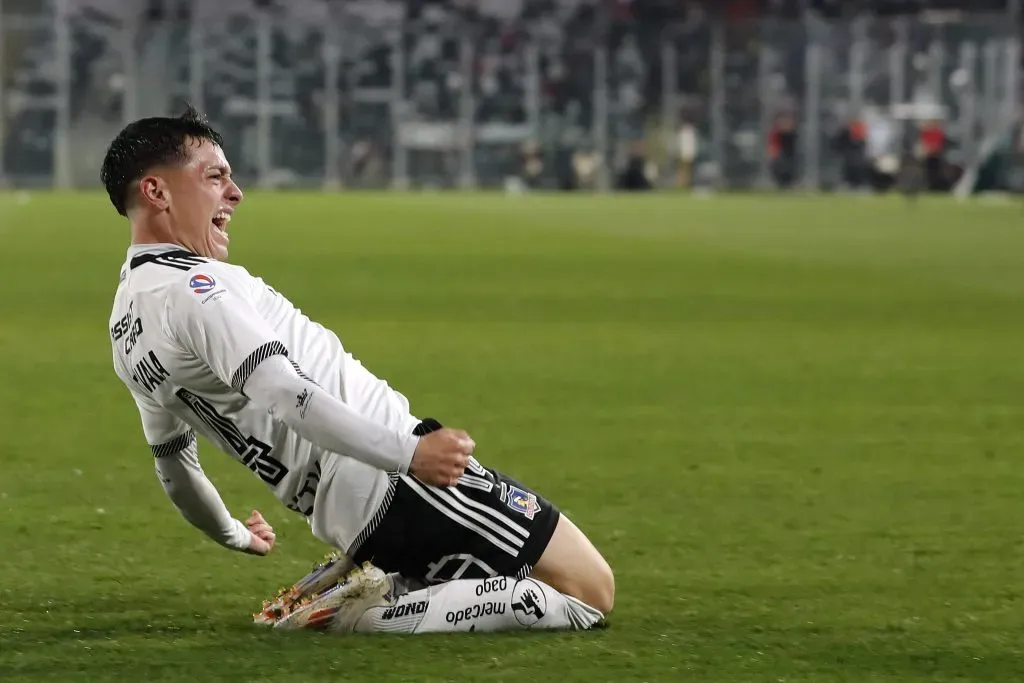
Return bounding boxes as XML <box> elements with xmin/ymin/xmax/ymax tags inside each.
<box><xmin>585</xmin><ymin>557</ymin><xmax>615</xmax><ymax>615</ymax></box>
<box><xmin>532</xmin><ymin>513</ymin><xmax>614</xmax><ymax>614</ymax></box>
<box><xmin>599</xmin><ymin>561</ymin><xmax>615</xmax><ymax>614</ymax></box>
<box><xmin>557</xmin><ymin>555</ymin><xmax>614</xmax><ymax>615</ymax></box>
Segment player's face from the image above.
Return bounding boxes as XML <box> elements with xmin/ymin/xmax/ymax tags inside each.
<box><xmin>164</xmin><ymin>139</ymin><xmax>243</xmax><ymax>261</ymax></box>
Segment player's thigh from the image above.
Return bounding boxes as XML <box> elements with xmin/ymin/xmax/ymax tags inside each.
<box><xmin>530</xmin><ymin>513</ymin><xmax>615</xmax><ymax>615</ymax></box>
<box><xmin>350</xmin><ymin>465</ymin><xmax>558</xmax><ymax>583</ymax></box>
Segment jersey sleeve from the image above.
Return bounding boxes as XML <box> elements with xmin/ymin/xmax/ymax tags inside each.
<box><xmin>133</xmin><ymin>390</ymin><xmax>196</xmax><ymax>456</ymax></box>
<box><xmin>165</xmin><ymin>264</ymin><xmax>289</xmax><ymax>394</ymax></box>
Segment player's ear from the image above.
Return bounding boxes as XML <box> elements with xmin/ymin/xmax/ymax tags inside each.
<box><xmin>139</xmin><ymin>175</ymin><xmax>170</xmax><ymax>211</ymax></box>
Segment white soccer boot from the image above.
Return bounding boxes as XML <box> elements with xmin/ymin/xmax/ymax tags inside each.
<box><xmin>273</xmin><ymin>563</ymin><xmax>394</xmax><ymax>633</ymax></box>
<box><xmin>253</xmin><ymin>551</ymin><xmax>354</xmax><ymax>626</ymax></box>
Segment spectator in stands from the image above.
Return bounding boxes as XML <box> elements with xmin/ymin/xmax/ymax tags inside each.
<box><xmin>768</xmin><ymin>111</ymin><xmax>799</xmax><ymax>189</ymax></box>
<box><xmin>833</xmin><ymin>116</ymin><xmax>868</xmax><ymax>190</ymax></box>
<box><xmin>616</xmin><ymin>140</ymin><xmax>654</xmax><ymax>191</ymax></box>
<box><xmin>918</xmin><ymin>118</ymin><xmax>949</xmax><ymax>191</ymax></box>
<box><xmin>572</xmin><ymin>148</ymin><xmax>601</xmax><ymax>190</ymax></box>
<box><xmin>1013</xmin><ymin>120</ymin><xmax>1024</xmax><ymax>194</ymax></box>
<box><xmin>864</xmin><ymin>106</ymin><xmax>899</xmax><ymax>193</ymax></box>
<box><xmin>675</xmin><ymin>115</ymin><xmax>700</xmax><ymax>190</ymax></box>
<box><xmin>520</xmin><ymin>140</ymin><xmax>545</xmax><ymax>189</ymax></box>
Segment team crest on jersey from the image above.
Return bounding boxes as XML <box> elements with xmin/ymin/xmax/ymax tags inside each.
<box><xmin>189</xmin><ymin>273</ymin><xmax>217</xmax><ymax>294</ymax></box>
<box><xmin>501</xmin><ymin>483</ymin><xmax>540</xmax><ymax>520</ymax></box>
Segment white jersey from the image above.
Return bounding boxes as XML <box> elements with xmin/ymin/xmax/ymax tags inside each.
<box><xmin>109</xmin><ymin>243</ymin><xmax>421</xmax><ymax>551</ymax></box>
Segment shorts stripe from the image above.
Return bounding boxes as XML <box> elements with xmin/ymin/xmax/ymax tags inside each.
<box><xmin>455</xmin><ymin>471</ymin><xmax>494</xmax><ymax>493</ymax></box>
<box><xmin>427</xmin><ymin>487</ymin><xmax>528</xmax><ymax>550</ymax></box>
<box><xmin>403</xmin><ymin>477</ymin><xmax>522</xmax><ymax>557</ymax></box>
<box><xmin>444</xmin><ymin>487</ymin><xmax>530</xmax><ymax>540</ymax></box>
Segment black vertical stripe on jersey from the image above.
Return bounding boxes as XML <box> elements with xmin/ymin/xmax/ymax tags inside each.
<box><xmin>231</xmin><ymin>341</ymin><xmax>290</xmax><ymax>392</ymax></box>
<box><xmin>129</xmin><ymin>249</ymin><xmax>208</xmax><ymax>271</ymax></box>
<box><xmin>150</xmin><ymin>430</ymin><xmax>197</xmax><ymax>457</ymax></box>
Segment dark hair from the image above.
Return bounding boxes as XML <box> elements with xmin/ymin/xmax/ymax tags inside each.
<box><xmin>100</xmin><ymin>103</ymin><xmax>224</xmax><ymax>216</ymax></box>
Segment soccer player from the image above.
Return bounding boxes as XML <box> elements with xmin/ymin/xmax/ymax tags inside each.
<box><xmin>103</xmin><ymin>106</ymin><xmax>614</xmax><ymax>634</ymax></box>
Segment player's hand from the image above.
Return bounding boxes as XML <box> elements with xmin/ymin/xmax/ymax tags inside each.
<box><xmin>244</xmin><ymin>509</ymin><xmax>276</xmax><ymax>556</ymax></box>
<box><xmin>410</xmin><ymin>428</ymin><xmax>475</xmax><ymax>487</ymax></box>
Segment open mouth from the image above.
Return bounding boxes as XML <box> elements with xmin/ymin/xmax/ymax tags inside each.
<box><xmin>212</xmin><ymin>211</ymin><xmax>231</xmax><ymax>237</ymax></box>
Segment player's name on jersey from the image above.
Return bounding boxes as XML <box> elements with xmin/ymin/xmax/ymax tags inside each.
<box><xmin>132</xmin><ymin>350</ymin><xmax>171</xmax><ymax>393</ymax></box>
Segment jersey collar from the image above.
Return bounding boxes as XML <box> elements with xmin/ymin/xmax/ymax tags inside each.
<box><xmin>127</xmin><ymin>242</ymin><xmax>184</xmax><ymax>257</ymax></box>
<box><xmin>127</xmin><ymin>243</ymin><xmax>203</xmax><ymax>270</ymax></box>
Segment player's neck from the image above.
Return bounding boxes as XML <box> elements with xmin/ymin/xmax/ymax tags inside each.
<box><xmin>129</xmin><ymin>215</ymin><xmax>184</xmax><ymax>251</ymax></box>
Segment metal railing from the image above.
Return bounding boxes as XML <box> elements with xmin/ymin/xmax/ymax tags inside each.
<box><xmin>1</xmin><ymin>1</ymin><xmax>1021</xmax><ymax>191</ymax></box>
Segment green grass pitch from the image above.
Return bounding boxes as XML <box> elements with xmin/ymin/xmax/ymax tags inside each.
<box><xmin>1</xmin><ymin>192</ymin><xmax>1023</xmax><ymax>682</ymax></box>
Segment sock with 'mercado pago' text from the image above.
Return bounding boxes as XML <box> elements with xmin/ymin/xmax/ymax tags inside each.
<box><xmin>354</xmin><ymin>575</ymin><xmax>604</xmax><ymax>634</ymax></box>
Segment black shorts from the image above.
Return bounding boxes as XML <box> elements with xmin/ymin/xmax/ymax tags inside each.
<box><xmin>350</xmin><ymin>419</ymin><xmax>560</xmax><ymax>583</ymax></box>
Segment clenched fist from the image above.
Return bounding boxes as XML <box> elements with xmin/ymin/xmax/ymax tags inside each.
<box><xmin>410</xmin><ymin>428</ymin><xmax>475</xmax><ymax>487</ymax></box>
<box><xmin>244</xmin><ymin>509</ymin><xmax>276</xmax><ymax>556</ymax></box>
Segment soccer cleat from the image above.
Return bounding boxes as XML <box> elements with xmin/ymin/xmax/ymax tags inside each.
<box><xmin>273</xmin><ymin>563</ymin><xmax>393</xmax><ymax>633</ymax></box>
<box><xmin>253</xmin><ymin>551</ymin><xmax>354</xmax><ymax>626</ymax></box>
<box><xmin>254</xmin><ymin>586</ymin><xmax>300</xmax><ymax>626</ymax></box>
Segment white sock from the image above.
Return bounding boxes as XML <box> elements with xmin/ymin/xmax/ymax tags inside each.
<box><xmin>354</xmin><ymin>575</ymin><xmax>604</xmax><ymax>634</ymax></box>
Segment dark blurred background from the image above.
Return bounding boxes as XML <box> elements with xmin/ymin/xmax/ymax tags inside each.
<box><xmin>1</xmin><ymin>0</ymin><xmax>1021</xmax><ymax>195</ymax></box>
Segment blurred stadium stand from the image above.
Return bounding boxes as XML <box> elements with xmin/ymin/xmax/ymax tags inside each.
<box><xmin>0</xmin><ymin>0</ymin><xmax>1021</xmax><ymax>193</ymax></box>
